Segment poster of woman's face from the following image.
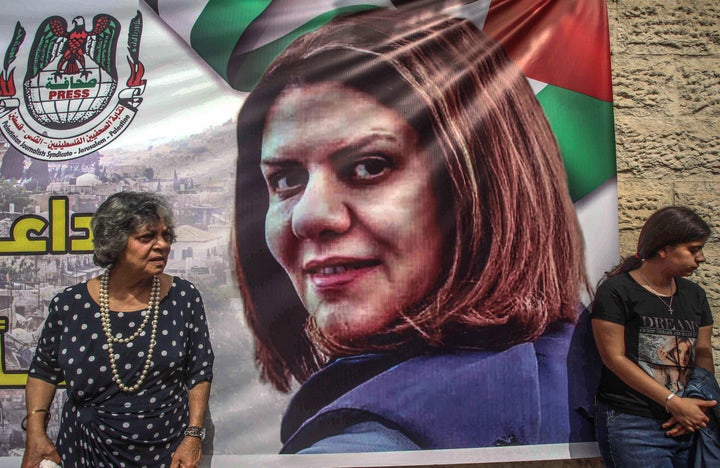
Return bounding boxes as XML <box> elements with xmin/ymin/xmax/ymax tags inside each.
<box><xmin>232</xmin><ymin>0</ymin><xmax>608</xmax><ymax>455</ymax></box>
<box><xmin>262</xmin><ymin>82</ymin><xmax>446</xmax><ymax>344</ymax></box>
<box><xmin>0</xmin><ymin>0</ymin><xmax>617</xmax><ymax>463</ymax></box>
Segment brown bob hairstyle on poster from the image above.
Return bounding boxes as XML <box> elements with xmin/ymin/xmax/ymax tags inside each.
<box><xmin>233</xmin><ymin>3</ymin><xmax>591</xmax><ymax>452</ymax></box>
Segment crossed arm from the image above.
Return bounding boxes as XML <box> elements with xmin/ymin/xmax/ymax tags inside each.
<box><xmin>592</xmin><ymin>319</ymin><xmax>716</xmax><ymax>436</ymax></box>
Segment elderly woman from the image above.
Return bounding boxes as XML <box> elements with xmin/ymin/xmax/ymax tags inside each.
<box><xmin>235</xmin><ymin>5</ymin><xmax>591</xmax><ymax>453</ymax></box>
<box><xmin>22</xmin><ymin>192</ymin><xmax>214</xmax><ymax>467</ymax></box>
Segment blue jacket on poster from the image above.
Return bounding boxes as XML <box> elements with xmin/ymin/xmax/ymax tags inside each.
<box><xmin>280</xmin><ymin>320</ymin><xmax>599</xmax><ymax>453</ymax></box>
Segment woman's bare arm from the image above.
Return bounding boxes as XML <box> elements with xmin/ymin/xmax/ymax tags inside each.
<box><xmin>694</xmin><ymin>325</ymin><xmax>714</xmax><ymax>374</ymax></box>
<box><xmin>170</xmin><ymin>381</ymin><xmax>211</xmax><ymax>468</ymax></box>
<box><xmin>21</xmin><ymin>377</ymin><xmax>61</xmax><ymax>468</ymax></box>
<box><xmin>592</xmin><ymin>318</ymin><xmax>715</xmax><ymax>434</ymax></box>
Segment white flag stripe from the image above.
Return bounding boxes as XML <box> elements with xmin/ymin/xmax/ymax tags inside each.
<box><xmin>148</xmin><ymin>1</ymin><xmax>494</xmax><ymax>62</ymax></box>
<box><xmin>445</xmin><ymin>0</ymin><xmax>492</xmax><ymax>29</ymax></box>
<box><xmin>528</xmin><ymin>77</ymin><xmax>548</xmax><ymax>95</ymax></box>
<box><xmin>154</xmin><ymin>0</ymin><xmax>210</xmax><ymax>45</ymax></box>
<box><xmin>575</xmin><ymin>178</ymin><xmax>620</xmax><ymax>299</ymax></box>
<box><xmin>234</xmin><ymin>0</ymin><xmax>394</xmax><ymax>55</ymax></box>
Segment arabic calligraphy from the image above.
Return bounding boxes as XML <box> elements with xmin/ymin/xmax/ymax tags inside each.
<box><xmin>23</xmin><ymin>133</ymin><xmax>43</xmax><ymax>144</ymax></box>
<box><xmin>45</xmin><ymin>76</ymin><xmax>98</xmax><ymax>90</ymax></box>
<box><xmin>0</xmin><ymin>197</ymin><xmax>93</xmax><ymax>255</ymax></box>
<box><xmin>0</xmin><ymin>104</ymin><xmax>138</xmax><ymax>161</ymax></box>
<box><xmin>47</xmin><ymin>137</ymin><xmax>85</xmax><ymax>150</ymax></box>
<box><xmin>0</xmin><ymin>316</ymin><xmax>30</xmax><ymax>387</ymax></box>
<box><xmin>0</xmin><ymin>196</ymin><xmax>92</xmax><ymax>387</ymax></box>
<box><xmin>8</xmin><ymin>111</ymin><xmax>23</xmax><ymax>130</ymax></box>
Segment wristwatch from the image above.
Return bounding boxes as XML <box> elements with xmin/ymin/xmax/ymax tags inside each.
<box><xmin>184</xmin><ymin>425</ymin><xmax>206</xmax><ymax>441</ymax></box>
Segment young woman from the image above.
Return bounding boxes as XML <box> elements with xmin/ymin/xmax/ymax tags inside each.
<box><xmin>592</xmin><ymin>206</ymin><xmax>716</xmax><ymax>467</ymax></box>
<box><xmin>234</xmin><ymin>4</ymin><xmax>593</xmax><ymax>453</ymax></box>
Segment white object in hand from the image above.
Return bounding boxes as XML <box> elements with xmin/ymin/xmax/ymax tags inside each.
<box><xmin>39</xmin><ymin>460</ymin><xmax>62</xmax><ymax>468</ymax></box>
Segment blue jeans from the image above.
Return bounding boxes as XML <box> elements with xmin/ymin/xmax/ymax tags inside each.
<box><xmin>595</xmin><ymin>400</ymin><xmax>694</xmax><ymax>467</ymax></box>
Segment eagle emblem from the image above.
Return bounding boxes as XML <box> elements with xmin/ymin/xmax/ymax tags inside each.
<box><xmin>0</xmin><ymin>11</ymin><xmax>146</xmax><ymax>161</ymax></box>
<box><xmin>23</xmin><ymin>14</ymin><xmax>120</xmax><ymax>129</ymax></box>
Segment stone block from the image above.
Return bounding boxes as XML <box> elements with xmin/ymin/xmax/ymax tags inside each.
<box><xmin>613</xmin><ymin>1</ymin><xmax>720</xmax><ymax>56</ymax></box>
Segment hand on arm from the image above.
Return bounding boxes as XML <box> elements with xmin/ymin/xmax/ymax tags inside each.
<box><xmin>592</xmin><ymin>319</ymin><xmax>713</xmax><ymax>436</ymax></box>
<box><xmin>21</xmin><ymin>377</ymin><xmax>61</xmax><ymax>468</ymax></box>
<box><xmin>662</xmin><ymin>396</ymin><xmax>717</xmax><ymax>436</ymax></box>
<box><xmin>663</xmin><ymin>325</ymin><xmax>716</xmax><ymax>436</ymax></box>
<box><xmin>170</xmin><ymin>380</ymin><xmax>210</xmax><ymax>468</ymax></box>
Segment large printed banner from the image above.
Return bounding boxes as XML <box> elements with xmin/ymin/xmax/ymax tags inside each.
<box><xmin>0</xmin><ymin>0</ymin><xmax>618</xmax><ymax>465</ymax></box>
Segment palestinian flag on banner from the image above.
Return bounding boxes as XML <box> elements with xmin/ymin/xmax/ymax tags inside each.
<box><xmin>144</xmin><ymin>0</ymin><xmax>615</xmax><ymax>203</ymax></box>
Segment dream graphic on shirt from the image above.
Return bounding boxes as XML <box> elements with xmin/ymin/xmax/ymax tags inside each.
<box><xmin>638</xmin><ymin>315</ymin><xmax>699</xmax><ymax>392</ymax></box>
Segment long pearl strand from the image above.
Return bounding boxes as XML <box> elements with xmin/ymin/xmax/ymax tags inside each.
<box><xmin>99</xmin><ymin>269</ymin><xmax>160</xmax><ymax>392</ymax></box>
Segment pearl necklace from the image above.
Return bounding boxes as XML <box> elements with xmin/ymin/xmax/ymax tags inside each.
<box><xmin>99</xmin><ymin>269</ymin><xmax>160</xmax><ymax>392</ymax></box>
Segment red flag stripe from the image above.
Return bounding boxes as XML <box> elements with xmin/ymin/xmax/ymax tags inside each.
<box><xmin>484</xmin><ymin>0</ymin><xmax>612</xmax><ymax>102</ymax></box>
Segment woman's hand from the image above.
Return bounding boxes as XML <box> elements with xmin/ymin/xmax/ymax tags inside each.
<box><xmin>20</xmin><ymin>431</ymin><xmax>61</xmax><ymax>468</ymax></box>
<box><xmin>23</xmin><ymin>378</ymin><xmax>60</xmax><ymax>467</ymax></box>
<box><xmin>170</xmin><ymin>436</ymin><xmax>202</xmax><ymax>468</ymax></box>
<box><xmin>662</xmin><ymin>396</ymin><xmax>717</xmax><ymax>436</ymax></box>
<box><xmin>172</xmin><ymin>381</ymin><xmax>210</xmax><ymax>467</ymax></box>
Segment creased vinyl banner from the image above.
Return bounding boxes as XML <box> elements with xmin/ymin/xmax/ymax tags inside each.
<box><xmin>0</xmin><ymin>0</ymin><xmax>618</xmax><ymax>466</ymax></box>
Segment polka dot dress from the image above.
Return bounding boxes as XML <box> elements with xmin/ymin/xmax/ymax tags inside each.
<box><xmin>29</xmin><ymin>277</ymin><xmax>214</xmax><ymax>467</ymax></box>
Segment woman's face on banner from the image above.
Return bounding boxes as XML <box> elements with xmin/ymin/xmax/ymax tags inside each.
<box><xmin>261</xmin><ymin>82</ymin><xmax>445</xmax><ymax>342</ymax></box>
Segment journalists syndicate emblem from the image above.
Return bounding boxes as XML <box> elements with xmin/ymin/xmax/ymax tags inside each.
<box><xmin>0</xmin><ymin>11</ymin><xmax>146</xmax><ymax>161</ymax></box>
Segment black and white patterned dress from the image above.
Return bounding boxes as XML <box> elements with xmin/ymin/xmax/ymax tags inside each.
<box><xmin>29</xmin><ymin>276</ymin><xmax>214</xmax><ymax>467</ymax></box>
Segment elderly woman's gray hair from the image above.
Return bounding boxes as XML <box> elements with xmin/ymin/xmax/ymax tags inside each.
<box><xmin>91</xmin><ymin>191</ymin><xmax>175</xmax><ymax>268</ymax></box>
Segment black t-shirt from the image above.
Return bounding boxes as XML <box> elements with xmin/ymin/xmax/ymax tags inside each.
<box><xmin>591</xmin><ymin>272</ymin><xmax>713</xmax><ymax>419</ymax></box>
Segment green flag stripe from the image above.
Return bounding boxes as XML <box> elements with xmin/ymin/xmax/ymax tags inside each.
<box><xmin>537</xmin><ymin>85</ymin><xmax>616</xmax><ymax>202</ymax></box>
<box><xmin>190</xmin><ymin>0</ymin><xmax>272</xmax><ymax>82</ymax></box>
<box><xmin>195</xmin><ymin>4</ymin><xmax>615</xmax><ymax>201</ymax></box>
<box><xmin>227</xmin><ymin>6</ymin><xmax>380</xmax><ymax>91</ymax></box>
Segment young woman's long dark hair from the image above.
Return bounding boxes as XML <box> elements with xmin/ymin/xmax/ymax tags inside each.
<box><xmin>234</xmin><ymin>6</ymin><xmax>586</xmax><ymax>392</ymax></box>
<box><xmin>605</xmin><ymin>206</ymin><xmax>710</xmax><ymax>278</ymax></box>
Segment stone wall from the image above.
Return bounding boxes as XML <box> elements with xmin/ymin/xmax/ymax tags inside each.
<box><xmin>609</xmin><ymin>0</ymin><xmax>720</xmax><ymax>363</ymax></box>
<box><xmin>408</xmin><ymin>3</ymin><xmax>716</xmax><ymax>467</ymax></box>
